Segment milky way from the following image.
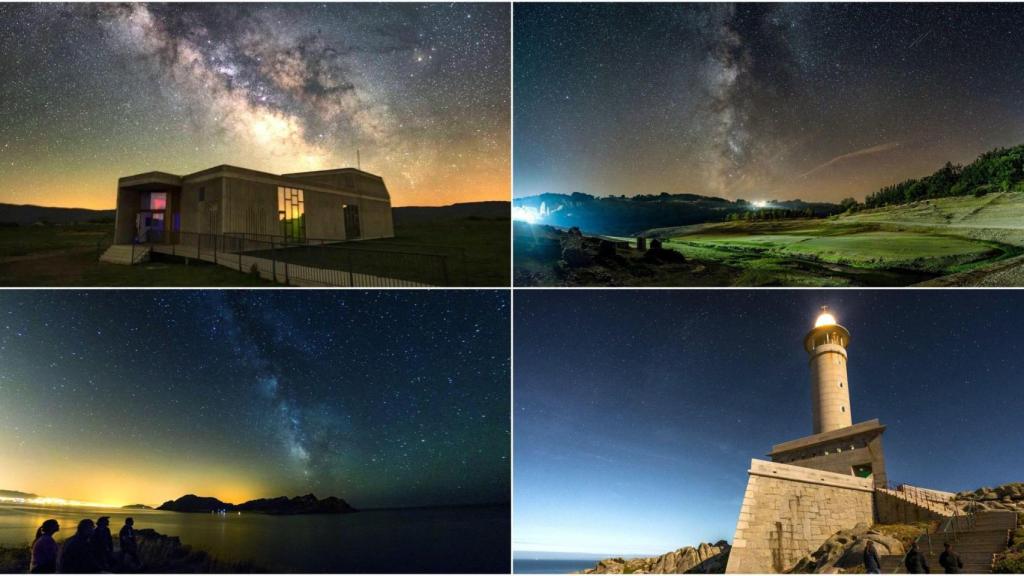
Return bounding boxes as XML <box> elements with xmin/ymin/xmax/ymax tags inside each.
<box><xmin>0</xmin><ymin>291</ymin><xmax>510</xmax><ymax>508</ymax></box>
<box><xmin>515</xmin><ymin>3</ymin><xmax>1024</xmax><ymax>202</ymax></box>
<box><xmin>0</xmin><ymin>3</ymin><xmax>509</xmax><ymax>208</ymax></box>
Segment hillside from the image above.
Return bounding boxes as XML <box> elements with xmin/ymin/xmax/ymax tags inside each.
<box><xmin>393</xmin><ymin>201</ymin><xmax>509</xmax><ymax>225</ymax></box>
<box><xmin>0</xmin><ymin>203</ymin><xmax>114</xmax><ymax>226</ymax></box>
<box><xmin>864</xmin><ymin>144</ymin><xmax>1024</xmax><ymax>208</ymax></box>
<box><xmin>513</xmin><ymin>192</ymin><xmax>839</xmax><ymax>236</ymax></box>
<box><xmin>157</xmin><ymin>493</ymin><xmax>356</xmax><ymax>515</ymax></box>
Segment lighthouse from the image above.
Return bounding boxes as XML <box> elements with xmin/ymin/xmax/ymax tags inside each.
<box><xmin>767</xmin><ymin>307</ymin><xmax>887</xmax><ymax>488</ymax></box>
<box><xmin>804</xmin><ymin>307</ymin><xmax>853</xmax><ymax>434</ymax></box>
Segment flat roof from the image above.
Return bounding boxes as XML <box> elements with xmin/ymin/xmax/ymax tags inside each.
<box><xmin>283</xmin><ymin>167</ymin><xmax>384</xmax><ymax>181</ymax></box>
<box><xmin>768</xmin><ymin>418</ymin><xmax>886</xmax><ymax>456</ymax></box>
<box><xmin>117</xmin><ymin>164</ymin><xmax>388</xmax><ymax>202</ymax></box>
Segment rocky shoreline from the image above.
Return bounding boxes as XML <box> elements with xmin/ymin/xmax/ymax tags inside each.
<box><xmin>579</xmin><ymin>541</ymin><xmax>730</xmax><ymax>574</ymax></box>
<box><xmin>0</xmin><ymin>528</ymin><xmax>268</xmax><ymax>573</ymax></box>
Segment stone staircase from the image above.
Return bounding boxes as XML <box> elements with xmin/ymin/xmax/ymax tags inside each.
<box><xmin>877</xmin><ymin>510</ymin><xmax>1016</xmax><ymax>573</ymax></box>
<box><xmin>99</xmin><ymin>244</ymin><xmax>150</xmax><ymax>265</ymax></box>
<box><xmin>875</xmin><ymin>485</ymin><xmax>957</xmax><ymax>524</ymax></box>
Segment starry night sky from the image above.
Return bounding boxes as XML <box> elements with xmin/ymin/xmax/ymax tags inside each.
<box><xmin>0</xmin><ymin>3</ymin><xmax>509</xmax><ymax>209</ymax></box>
<box><xmin>0</xmin><ymin>290</ymin><xmax>509</xmax><ymax>509</ymax></box>
<box><xmin>515</xmin><ymin>3</ymin><xmax>1024</xmax><ymax>202</ymax></box>
<box><xmin>515</xmin><ymin>290</ymin><xmax>1024</xmax><ymax>556</ymax></box>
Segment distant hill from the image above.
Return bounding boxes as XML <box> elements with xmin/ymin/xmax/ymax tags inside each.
<box><xmin>0</xmin><ymin>490</ymin><xmax>38</xmax><ymax>500</ymax></box>
<box><xmin>393</xmin><ymin>201</ymin><xmax>509</xmax><ymax>225</ymax></box>
<box><xmin>121</xmin><ymin>503</ymin><xmax>153</xmax><ymax>510</ymax></box>
<box><xmin>0</xmin><ymin>201</ymin><xmax>509</xmax><ymax>228</ymax></box>
<box><xmin>513</xmin><ymin>192</ymin><xmax>840</xmax><ymax>236</ymax></box>
<box><xmin>0</xmin><ymin>203</ymin><xmax>115</xmax><ymax>226</ymax></box>
<box><xmin>157</xmin><ymin>493</ymin><xmax>356</xmax><ymax>515</ymax></box>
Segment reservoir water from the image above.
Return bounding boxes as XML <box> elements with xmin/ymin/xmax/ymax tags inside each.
<box><xmin>0</xmin><ymin>503</ymin><xmax>510</xmax><ymax>573</ymax></box>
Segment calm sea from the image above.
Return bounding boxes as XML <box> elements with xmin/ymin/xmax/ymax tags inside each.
<box><xmin>0</xmin><ymin>502</ymin><xmax>510</xmax><ymax>573</ymax></box>
<box><xmin>513</xmin><ymin>558</ymin><xmax>597</xmax><ymax>574</ymax></box>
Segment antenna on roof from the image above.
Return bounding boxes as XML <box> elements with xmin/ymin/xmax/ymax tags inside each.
<box><xmin>357</xmin><ymin>149</ymin><xmax>361</xmax><ymax>171</ymax></box>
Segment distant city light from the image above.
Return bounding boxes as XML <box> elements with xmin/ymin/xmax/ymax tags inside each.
<box><xmin>0</xmin><ymin>495</ymin><xmax>119</xmax><ymax>508</ymax></box>
<box><xmin>752</xmin><ymin>200</ymin><xmax>769</xmax><ymax>208</ymax></box>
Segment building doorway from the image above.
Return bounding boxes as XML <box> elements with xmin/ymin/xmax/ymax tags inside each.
<box><xmin>344</xmin><ymin>204</ymin><xmax>361</xmax><ymax>240</ymax></box>
<box><xmin>135</xmin><ymin>192</ymin><xmax>167</xmax><ymax>243</ymax></box>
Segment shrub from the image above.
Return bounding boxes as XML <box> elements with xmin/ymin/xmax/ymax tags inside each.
<box><xmin>994</xmin><ymin>552</ymin><xmax>1024</xmax><ymax>573</ymax></box>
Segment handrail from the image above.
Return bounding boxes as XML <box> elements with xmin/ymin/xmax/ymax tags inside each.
<box><xmin>130</xmin><ymin>229</ymin><xmax>453</xmax><ymax>286</ymax></box>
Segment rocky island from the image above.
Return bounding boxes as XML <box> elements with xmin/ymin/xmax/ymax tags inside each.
<box><xmin>157</xmin><ymin>493</ymin><xmax>356</xmax><ymax>515</ymax></box>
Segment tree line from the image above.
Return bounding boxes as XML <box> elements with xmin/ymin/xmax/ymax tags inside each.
<box><xmin>861</xmin><ymin>144</ymin><xmax>1024</xmax><ymax>209</ymax></box>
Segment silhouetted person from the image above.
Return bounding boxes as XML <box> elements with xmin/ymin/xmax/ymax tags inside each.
<box><xmin>863</xmin><ymin>539</ymin><xmax>881</xmax><ymax>574</ymax></box>
<box><xmin>30</xmin><ymin>519</ymin><xmax>60</xmax><ymax>573</ymax></box>
<box><xmin>118</xmin><ymin>517</ymin><xmax>140</xmax><ymax>569</ymax></box>
<box><xmin>89</xmin><ymin>517</ymin><xmax>113</xmax><ymax>570</ymax></box>
<box><xmin>905</xmin><ymin>542</ymin><xmax>931</xmax><ymax>574</ymax></box>
<box><xmin>58</xmin><ymin>519</ymin><xmax>97</xmax><ymax>573</ymax></box>
<box><xmin>939</xmin><ymin>543</ymin><xmax>963</xmax><ymax>574</ymax></box>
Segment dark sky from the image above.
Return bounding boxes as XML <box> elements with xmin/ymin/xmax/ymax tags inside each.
<box><xmin>514</xmin><ymin>3</ymin><xmax>1024</xmax><ymax>202</ymax></box>
<box><xmin>0</xmin><ymin>291</ymin><xmax>509</xmax><ymax>509</ymax></box>
<box><xmin>0</xmin><ymin>3</ymin><xmax>509</xmax><ymax>209</ymax></box>
<box><xmin>514</xmin><ymin>290</ymin><xmax>1024</xmax><ymax>556</ymax></box>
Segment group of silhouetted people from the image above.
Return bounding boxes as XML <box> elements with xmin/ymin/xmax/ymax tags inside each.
<box><xmin>862</xmin><ymin>540</ymin><xmax>964</xmax><ymax>574</ymax></box>
<box><xmin>29</xmin><ymin>517</ymin><xmax>140</xmax><ymax>573</ymax></box>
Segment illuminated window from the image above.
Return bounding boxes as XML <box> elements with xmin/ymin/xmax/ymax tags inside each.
<box><xmin>141</xmin><ymin>192</ymin><xmax>167</xmax><ymax>210</ymax></box>
<box><xmin>278</xmin><ymin>187</ymin><xmax>305</xmax><ymax>241</ymax></box>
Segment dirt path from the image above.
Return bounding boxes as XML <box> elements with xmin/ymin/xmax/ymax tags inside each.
<box><xmin>917</xmin><ymin>253</ymin><xmax>1024</xmax><ymax>286</ymax></box>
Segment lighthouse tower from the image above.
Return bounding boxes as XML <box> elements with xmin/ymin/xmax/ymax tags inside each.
<box><xmin>768</xmin><ymin>306</ymin><xmax>887</xmax><ymax>488</ymax></box>
<box><xmin>804</xmin><ymin>307</ymin><xmax>853</xmax><ymax>434</ymax></box>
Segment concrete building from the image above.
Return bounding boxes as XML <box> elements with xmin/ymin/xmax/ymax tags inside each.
<box><xmin>112</xmin><ymin>164</ymin><xmax>394</xmax><ymax>246</ymax></box>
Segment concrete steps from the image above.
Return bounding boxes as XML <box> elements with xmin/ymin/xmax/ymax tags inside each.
<box><xmin>99</xmin><ymin>244</ymin><xmax>150</xmax><ymax>265</ymax></box>
<box><xmin>876</xmin><ymin>511</ymin><xmax>1015</xmax><ymax>573</ymax></box>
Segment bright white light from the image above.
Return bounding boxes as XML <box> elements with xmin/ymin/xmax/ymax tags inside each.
<box><xmin>512</xmin><ymin>206</ymin><xmax>540</xmax><ymax>224</ymax></box>
<box><xmin>752</xmin><ymin>200</ymin><xmax>768</xmax><ymax>208</ymax></box>
<box><xmin>815</xmin><ymin>312</ymin><xmax>837</xmax><ymax>327</ymax></box>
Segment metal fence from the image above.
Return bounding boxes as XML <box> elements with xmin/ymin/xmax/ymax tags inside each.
<box><xmin>136</xmin><ymin>230</ymin><xmax>457</xmax><ymax>287</ymax></box>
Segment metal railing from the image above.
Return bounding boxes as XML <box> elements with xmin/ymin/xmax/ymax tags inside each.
<box><xmin>134</xmin><ymin>230</ymin><xmax>456</xmax><ymax>287</ymax></box>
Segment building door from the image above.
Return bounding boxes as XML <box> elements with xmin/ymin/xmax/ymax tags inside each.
<box><xmin>135</xmin><ymin>192</ymin><xmax>168</xmax><ymax>243</ymax></box>
<box><xmin>344</xmin><ymin>204</ymin><xmax>361</xmax><ymax>240</ymax></box>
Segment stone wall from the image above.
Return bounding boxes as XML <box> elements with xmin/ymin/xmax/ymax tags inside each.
<box><xmin>725</xmin><ymin>459</ymin><xmax>875</xmax><ymax>574</ymax></box>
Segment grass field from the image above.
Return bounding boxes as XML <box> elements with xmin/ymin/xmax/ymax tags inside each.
<box><xmin>0</xmin><ymin>217</ymin><xmax>509</xmax><ymax>287</ymax></box>
<box><xmin>256</xmin><ymin>217</ymin><xmax>509</xmax><ymax>287</ymax></box>
<box><xmin>515</xmin><ymin>192</ymin><xmax>1024</xmax><ymax>286</ymax></box>
<box><xmin>653</xmin><ymin>207</ymin><xmax>1024</xmax><ymax>286</ymax></box>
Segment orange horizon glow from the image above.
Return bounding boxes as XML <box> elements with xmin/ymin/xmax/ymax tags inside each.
<box><xmin>1</xmin><ymin>172</ymin><xmax>509</xmax><ymax>212</ymax></box>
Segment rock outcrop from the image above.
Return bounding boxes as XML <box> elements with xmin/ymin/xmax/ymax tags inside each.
<box><xmin>789</xmin><ymin>523</ymin><xmax>904</xmax><ymax>574</ymax></box>
<box><xmin>158</xmin><ymin>493</ymin><xmax>356</xmax><ymax>515</ymax></box>
<box><xmin>956</xmin><ymin>483</ymin><xmax>1024</xmax><ymax>515</ymax></box>
<box><xmin>580</xmin><ymin>541</ymin><xmax>730</xmax><ymax>574</ymax></box>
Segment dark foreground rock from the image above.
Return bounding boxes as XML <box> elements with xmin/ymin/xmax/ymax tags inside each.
<box><xmin>580</xmin><ymin>541</ymin><xmax>730</xmax><ymax>574</ymax></box>
<box><xmin>0</xmin><ymin>528</ymin><xmax>268</xmax><ymax>573</ymax></box>
<box><xmin>157</xmin><ymin>493</ymin><xmax>355</xmax><ymax>515</ymax></box>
